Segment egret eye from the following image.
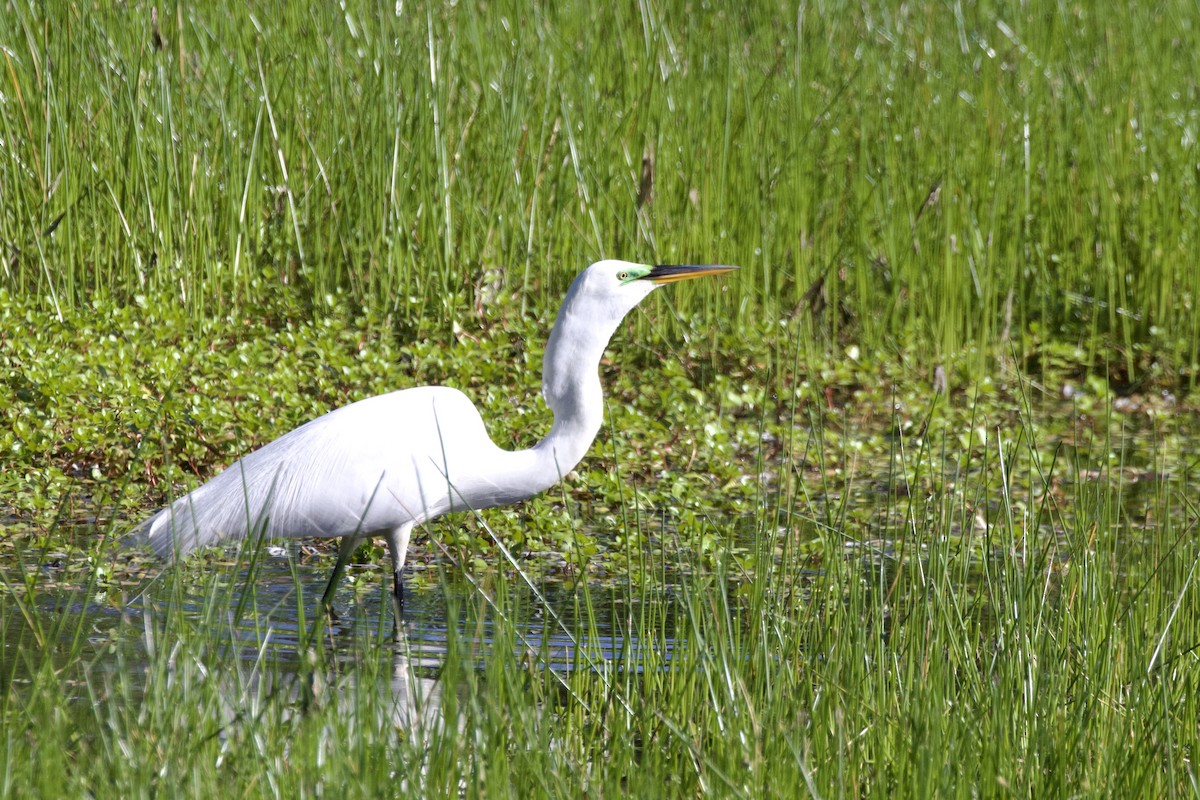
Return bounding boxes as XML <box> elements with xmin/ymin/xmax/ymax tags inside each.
<box><xmin>617</xmin><ymin>271</ymin><xmax>630</xmax><ymax>282</ymax></box>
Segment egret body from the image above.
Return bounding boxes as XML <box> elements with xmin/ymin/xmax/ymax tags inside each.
<box><xmin>133</xmin><ymin>260</ymin><xmax>734</xmax><ymax>625</ymax></box>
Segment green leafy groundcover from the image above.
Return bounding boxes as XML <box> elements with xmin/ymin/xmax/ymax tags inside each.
<box><xmin>2</xmin><ymin>277</ymin><xmax>1195</xmax><ymax>574</ymax></box>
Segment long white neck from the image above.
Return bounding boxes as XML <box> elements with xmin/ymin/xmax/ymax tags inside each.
<box><xmin>471</xmin><ymin>264</ymin><xmax>655</xmax><ymax>508</ymax></box>
<box><xmin>528</xmin><ymin>292</ymin><xmax>625</xmax><ymax>481</ymax></box>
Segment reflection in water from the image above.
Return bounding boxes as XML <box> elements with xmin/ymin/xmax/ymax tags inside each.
<box><xmin>0</xmin><ymin>550</ymin><xmax>669</xmax><ymax>730</ymax></box>
<box><xmin>389</xmin><ymin>629</ymin><xmax>449</xmax><ymax>736</ymax></box>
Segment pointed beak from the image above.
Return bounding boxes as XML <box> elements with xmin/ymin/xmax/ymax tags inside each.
<box><xmin>643</xmin><ymin>264</ymin><xmax>739</xmax><ymax>284</ymax></box>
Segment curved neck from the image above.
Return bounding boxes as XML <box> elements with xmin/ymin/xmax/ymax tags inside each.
<box><xmin>460</xmin><ymin>304</ymin><xmax>616</xmax><ymax>511</ymax></box>
<box><xmin>471</xmin><ymin>273</ymin><xmax>648</xmax><ymax>508</ymax></box>
<box><xmin>530</xmin><ymin>297</ymin><xmax>621</xmax><ymax>477</ymax></box>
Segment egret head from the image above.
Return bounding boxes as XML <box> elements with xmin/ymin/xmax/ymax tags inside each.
<box><xmin>542</xmin><ymin>259</ymin><xmax>736</xmax><ymax>415</ymax></box>
<box><xmin>565</xmin><ymin>259</ymin><xmax>738</xmax><ymax>327</ymax></box>
<box><xmin>538</xmin><ymin>258</ymin><xmax>736</xmax><ymax>448</ymax></box>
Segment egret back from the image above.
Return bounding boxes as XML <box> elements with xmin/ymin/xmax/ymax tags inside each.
<box><xmin>131</xmin><ymin>386</ymin><xmax>552</xmax><ymax>559</ymax></box>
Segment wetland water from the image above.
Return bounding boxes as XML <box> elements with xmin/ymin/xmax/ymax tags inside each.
<box><xmin>1</xmin><ymin>547</ymin><xmax>680</xmax><ymax>719</ymax></box>
<box><xmin>2</xmin><ymin>407</ymin><xmax>1193</xmax><ymax>723</ymax></box>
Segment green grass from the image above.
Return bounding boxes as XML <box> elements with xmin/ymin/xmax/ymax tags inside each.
<box><xmin>4</xmin><ymin>0</ymin><xmax>1200</xmax><ymax>796</ymax></box>
<box><xmin>3</xmin><ymin>1</ymin><xmax>1199</xmax><ymax>375</ymax></box>
<box><xmin>4</xmin><ymin>395</ymin><xmax>1199</xmax><ymax>796</ymax></box>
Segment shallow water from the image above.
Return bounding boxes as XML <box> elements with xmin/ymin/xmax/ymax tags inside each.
<box><xmin>3</xmin><ymin>406</ymin><xmax>1194</xmax><ymax>720</ymax></box>
<box><xmin>0</xmin><ymin>546</ymin><xmax>679</xmax><ymax>710</ymax></box>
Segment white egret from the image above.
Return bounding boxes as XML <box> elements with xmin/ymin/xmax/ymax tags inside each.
<box><xmin>132</xmin><ymin>260</ymin><xmax>735</xmax><ymax>626</ymax></box>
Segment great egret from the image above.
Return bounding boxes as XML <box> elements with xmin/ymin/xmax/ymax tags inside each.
<box><xmin>132</xmin><ymin>260</ymin><xmax>735</xmax><ymax>626</ymax></box>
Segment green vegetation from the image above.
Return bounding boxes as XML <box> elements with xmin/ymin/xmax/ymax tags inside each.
<box><xmin>2</xmin><ymin>0</ymin><xmax>1199</xmax><ymax>796</ymax></box>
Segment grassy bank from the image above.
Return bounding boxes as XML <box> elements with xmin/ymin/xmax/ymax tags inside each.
<box><xmin>3</xmin><ymin>1</ymin><xmax>1199</xmax><ymax>376</ymax></box>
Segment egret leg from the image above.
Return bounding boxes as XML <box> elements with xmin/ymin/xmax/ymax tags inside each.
<box><xmin>385</xmin><ymin>524</ymin><xmax>414</xmax><ymax>639</ymax></box>
<box><xmin>320</xmin><ymin>535</ymin><xmax>360</xmax><ymax>618</ymax></box>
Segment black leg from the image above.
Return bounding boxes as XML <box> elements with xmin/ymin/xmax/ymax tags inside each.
<box><xmin>391</xmin><ymin>568</ymin><xmax>405</xmax><ymax>640</ymax></box>
<box><xmin>321</xmin><ymin>536</ymin><xmax>358</xmax><ymax>618</ymax></box>
<box><xmin>384</xmin><ymin>525</ymin><xmax>412</xmax><ymax>641</ymax></box>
